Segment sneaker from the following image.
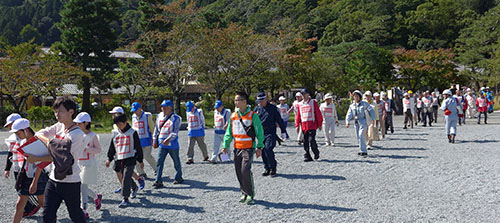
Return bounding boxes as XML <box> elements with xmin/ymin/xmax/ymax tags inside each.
<box><xmin>114</xmin><ymin>187</ymin><xmax>122</xmax><ymax>193</ymax></box>
<box><xmin>152</xmin><ymin>181</ymin><xmax>164</xmax><ymax>189</ymax></box>
<box><xmin>239</xmin><ymin>195</ymin><xmax>247</xmax><ymax>203</ymax></box>
<box><xmin>203</xmin><ymin>156</ymin><xmax>209</xmax><ymax>161</ymax></box>
<box><xmin>326</xmin><ymin>142</ymin><xmax>331</xmax><ymax>146</ymax></box>
<box><xmin>173</xmin><ymin>179</ymin><xmax>184</xmax><ymax>184</ymax></box>
<box><xmin>367</xmin><ymin>146</ymin><xmax>373</xmax><ymax>150</ymax></box>
<box><xmin>138</xmin><ymin>177</ymin><xmax>145</xmax><ymax>190</ymax></box>
<box><xmin>27</xmin><ymin>205</ymin><xmax>41</xmax><ymax>217</ymax></box>
<box><xmin>186</xmin><ymin>159</ymin><xmax>194</xmax><ymax>165</ymax></box>
<box><xmin>331</xmin><ymin>143</ymin><xmax>335</xmax><ymax>147</ymax></box>
<box><xmin>357</xmin><ymin>152</ymin><xmax>368</xmax><ymax>156</ymax></box>
<box><xmin>131</xmin><ymin>187</ymin><xmax>138</xmax><ymax>198</ymax></box>
<box><xmin>118</xmin><ymin>199</ymin><xmax>131</xmax><ymax>208</ymax></box>
<box><xmin>262</xmin><ymin>169</ymin><xmax>270</xmax><ymax>176</ymax></box>
<box><xmin>95</xmin><ymin>194</ymin><xmax>102</xmax><ymax>210</ymax></box>
<box><xmin>246</xmin><ymin>197</ymin><xmax>255</xmax><ymax>205</ymax></box>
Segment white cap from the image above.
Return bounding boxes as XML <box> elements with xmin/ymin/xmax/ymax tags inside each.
<box><xmin>109</xmin><ymin>106</ymin><xmax>124</xmax><ymax>114</ymax></box>
<box><xmin>364</xmin><ymin>91</ymin><xmax>372</xmax><ymax>96</ymax></box>
<box><xmin>323</xmin><ymin>93</ymin><xmax>333</xmax><ymax>100</ymax></box>
<box><xmin>73</xmin><ymin>112</ymin><xmax>91</xmax><ymax>123</ymax></box>
<box><xmin>279</xmin><ymin>96</ymin><xmax>286</xmax><ymax>101</ymax></box>
<box><xmin>442</xmin><ymin>89</ymin><xmax>452</xmax><ymax>95</ymax></box>
<box><xmin>9</xmin><ymin>118</ymin><xmax>30</xmax><ymax>133</ymax></box>
<box><xmin>4</xmin><ymin>113</ymin><xmax>22</xmax><ymax>128</ymax></box>
<box><xmin>373</xmin><ymin>92</ymin><xmax>380</xmax><ymax>97</ymax></box>
<box><xmin>381</xmin><ymin>92</ymin><xmax>387</xmax><ymax>97</ymax></box>
<box><xmin>404</xmin><ymin>93</ymin><xmax>409</xmax><ymax>97</ymax></box>
<box><xmin>480</xmin><ymin>87</ymin><xmax>485</xmax><ymax>91</ymax></box>
<box><xmin>295</xmin><ymin>92</ymin><xmax>302</xmax><ymax>97</ymax></box>
<box><xmin>466</xmin><ymin>88</ymin><xmax>471</xmax><ymax>92</ymax></box>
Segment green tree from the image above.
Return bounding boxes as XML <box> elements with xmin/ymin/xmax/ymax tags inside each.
<box><xmin>58</xmin><ymin>0</ymin><xmax>121</xmax><ymax>112</ymax></box>
<box><xmin>456</xmin><ymin>4</ymin><xmax>500</xmax><ymax>88</ymax></box>
<box><xmin>19</xmin><ymin>24</ymin><xmax>41</xmax><ymax>43</ymax></box>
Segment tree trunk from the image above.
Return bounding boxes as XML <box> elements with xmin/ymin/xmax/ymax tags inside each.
<box><xmin>82</xmin><ymin>76</ymin><xmax>91</xmax><ymax>112</ymax></box>
<box><xmin>174</xmin><ymin>95</ymin><xmax>181</xmax><ymax>116</ymax></box>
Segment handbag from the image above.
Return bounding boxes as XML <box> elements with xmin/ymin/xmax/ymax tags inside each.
<box><xmin>237</xmin><ymin>112</ymin><xmax>256</xmax><ymax>140</ymax></box>
<box><xmin>15</xmin><ymin>160</ymin><xmax>27</xmax><ymax>190</ymax></box>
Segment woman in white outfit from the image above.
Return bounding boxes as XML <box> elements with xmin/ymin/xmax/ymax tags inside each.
<box><xmin>320</xmin><ymin>93</ymin><xmax>339</xmax><ymax>146</ymax></box>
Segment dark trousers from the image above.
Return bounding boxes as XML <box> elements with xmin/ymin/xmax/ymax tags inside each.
<box><xmin>385</xmin><ymin>112</ymin><xmax>394</xmax><ymax>134</ymax></box>
<box><xmin>432</xmin><ymin>106</ymin><xmax>439</xmax><ymax>123</ymax></box>
<box><xmin>422</xmin><ymin>109</ymin><xmax>433</xmax><ymax>126</ymax></box>
<box><xmin>262</xmin><ymin>133</ymin><xmax>277</xmax><ymax>170</ymax></box>
<box><xmin>43</xmin><ymin>179</ymin><xmax>86</xmax><ymax>223</ymax></box>
<box><xmin>234</xmin><ymin>149</ymin><xmax>255</xmax><ymax>197</ymax></box>
<box><xmin>416</xmin><ymin>108</ymin><xmax>423</xmax><ymax>123</ymax></box>
<box><xmin>404</xmin><ymin>110</ymin><xmax>413</xmax><ymax>127</ymax></box>
<box><xmin>478</xmin><ymin>111</ymin><xmax>487</xmax><ymax>123</ymax></box>
<box><xmin>121</xmin><ymin>163</ymin><xmax>138</xmax><ymax>199</ymax></box>
<box><xmin>303</xmin><ymin>130</ymin><xmax>319</xmax><ymax>158</ymax></box>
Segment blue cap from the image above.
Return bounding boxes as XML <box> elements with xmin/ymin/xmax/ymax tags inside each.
<box><xmin>160</xmin><ymin>100</ymin><xmax>173</xmax><ymax>107</ymax></box>
<box><xmin>130</xmin><ymin>102</ymin><xmax>141</xmax><ymax>112</ymax></box>
<box><xmin>186</xmin><ymin>101</ymin><xmax>194</xmax><ymax>112</ymax></box>
<box><xmin>256</xmin><ymin>92</ymin><xmax>267</xmax><ymax>102</ymax></box>
<box><xmin>301</xmin><ymin>88</ymin><xmax>310</xmax><ymax>94</ymax></box>
<box><xmin>214</xmin><ymin>100</ymin><xmax>223</xmax><ymax>109</ymax></box>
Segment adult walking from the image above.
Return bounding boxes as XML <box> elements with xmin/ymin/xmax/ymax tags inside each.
<box><xmin>441</xmin><ymin>89</ymin><xmax>459</xmax><ymax>143</ymax></box>
<box><xmin>152</xmin><ymin>100</ymin><xmax>183</xmax><ymax>188</ymax></box>
<box><xmin>254</xmin><ymin>92</ymin><xmax>287</xmax><ymax>176</ymax></box>
<box><xmin>288</xmin><ymin>92</ymin><xmax>304</xmax><ymax>145</ymax></box>
<box><xmin>466</xmin><ymin>89</ymin><xmax>477</xmax><ymax>119</ymax></box>
<box><xmin>222</xmin><ymin>92</ymin><xmax>264</xmax><ymax>205</ymax></box>
<box><xmin>346</xmin><ymin>90</ymin><xmax>376</xmax><ymax>157</ymax></box>
<box><xmin>403</xmin><ymin>92</ymin><xmax>414</xmax><ymax>129</ymax></box>
<box><xmin>431</xmin><ymin>92</ymin><xmax>440</xmax><ymax>123</ymax></box>
<box><xmin>374</xmin><ymin>92</ymin><xmax>386</xmax><ymax>139</ymax></box>
<box><xmin>295</xmin><ymin>88</ymin><xmax>323</xmax><ymax>162</ymax></box>
<box><xmin>476</xmin><ymin>92</ymin><xmax>488</xmax><ymax>124</ymax></box>
<box><xmin>421</xmin><ymin>91</ymin><xmax>433</xmax><ymax>127</ymax></box>
<box><xmin>130</xmin><ymin>102</ymin><xmax>157</xmax><ymax>178</ymax></box>
<box><xmin>454</xmin><ymin>89</ymin><xmax>467</xmax><ymax>125</ymax></box>
<box><xmin>381</xmin><ymin>92</ymin><xmax>396</xmax><ymax>134</ymax></box>
<box><xmin>277</xmin><ymin>96</ymin><xmax>290</xmax><ymax>140</ymax></box>
<box><xmin>211</xmin><ymin>100</ymin><xmax>231</xmax><ymax>163</ymax></box>
<box><xmin>185</xmin><ymin>101</ymin><xmax>209</xmax><ymax>164</ymax></box>
<box><xmin>320</xmin><ymin>93</ymin><xmax>339</xmax><ymax>146</ymax></box>
<box><xmin>363</xmin><ymin>91</ymin><xmax>378</xmax><ymax>149</ymax></box>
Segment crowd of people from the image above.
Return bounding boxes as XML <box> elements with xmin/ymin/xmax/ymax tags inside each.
<box><xmin>2</xmin><ymin>86</ymin><xmax>495</xmax><ymax>222</ymax></box>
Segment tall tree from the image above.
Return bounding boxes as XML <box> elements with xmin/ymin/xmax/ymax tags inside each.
<box><xmin>58</xmin><ymin>0</ymin><xmax>121</xmax><ymax>112</ymax></box>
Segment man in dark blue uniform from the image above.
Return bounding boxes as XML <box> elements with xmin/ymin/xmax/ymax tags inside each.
<box><xmin>254</xmin><ymin>92</ymin><xmax>287</xmax><ymax>177</ymax></box>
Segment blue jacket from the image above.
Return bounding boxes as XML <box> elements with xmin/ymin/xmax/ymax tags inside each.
<box><xmin>254</xmin><ymin>102</ymin><xmax>287</xmax><ymax>135</ymax></box>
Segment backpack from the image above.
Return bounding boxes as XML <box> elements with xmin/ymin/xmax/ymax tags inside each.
<box><xmin>48</xmin><ymin>126</ymin><xmax>79</xmax><ymax>180</ymax></box>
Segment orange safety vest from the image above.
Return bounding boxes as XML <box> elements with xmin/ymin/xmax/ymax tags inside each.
<box><xmin>230</xmin><ymin>110</ymin><xmax>254</xmax><ymax>149</ymax></box>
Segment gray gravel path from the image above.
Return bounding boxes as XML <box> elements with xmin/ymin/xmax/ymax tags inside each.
<box><xmin>0</xmin><ymin>113</ymin><xmax>499</xmax><ymax>222</ymax></box>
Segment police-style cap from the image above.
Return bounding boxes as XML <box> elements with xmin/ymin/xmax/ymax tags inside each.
<box><xmin>256</xmin><ymin>92</ymin><xmax>267</xmax><ymax>102</ymax></box>
<box><xmin>301</xmin><ymin>88</ymin><xmax>310</xmax><ymax>94</ymax></box>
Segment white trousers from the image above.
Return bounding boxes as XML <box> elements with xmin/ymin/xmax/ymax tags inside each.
<box><xmin>322</xmin><ymin>120</ymin><xmax>336</xmax><ymax>144</ymax></box>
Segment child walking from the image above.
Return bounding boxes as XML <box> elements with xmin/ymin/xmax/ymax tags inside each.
<box><xmin>105</xmin><ymin>113</ymin><xmax>144</xmax><ymax>208</ymax></box>
<box><xmin>74</xmin><ymin>112</ymin><xmax>102</xmax><ymax>218</ymax></box>
<box><xmin>12</xmin><ymin>118</ymin><xmax>49</xmax><ymax>222</ymax></box>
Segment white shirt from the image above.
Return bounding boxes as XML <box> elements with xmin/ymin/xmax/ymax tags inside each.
<box><xmin>320</xmin><ymin>102</ymin><xmax>338</xmax><ymax>122</ymax></box>
<box><xmin>36</xmin><ymin>122</ymin><xmax>86</xmax><ymax>183</ymax></box>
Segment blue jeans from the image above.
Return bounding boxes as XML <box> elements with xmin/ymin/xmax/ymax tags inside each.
<box><xmin>155</xmin><ymin>148</ymin><xmax>183</xmax><ymax>182</ymax></box>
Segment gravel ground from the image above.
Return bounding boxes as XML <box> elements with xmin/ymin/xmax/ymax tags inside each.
<box><xmin>0</xmin><ymin>113</ymin><xmax>499</xmax><ymax>222</ymax></box>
